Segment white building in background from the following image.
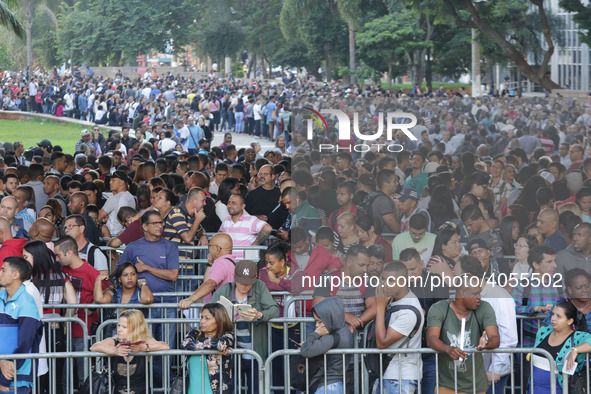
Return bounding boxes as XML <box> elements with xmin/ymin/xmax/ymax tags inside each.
<box><xmin>546</xmin><ymin>0</ymin><xmax>590</xmax><ymax>91</ymax></box>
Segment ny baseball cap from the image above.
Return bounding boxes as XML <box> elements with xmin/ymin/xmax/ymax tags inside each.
<box><xmin>234</xmin><ymin>260</ymin><xmax>258</xmax><ymax>285</ymax></box>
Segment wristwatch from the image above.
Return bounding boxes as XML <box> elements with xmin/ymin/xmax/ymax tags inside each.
<box><xmin>145</xmin><ymin>343</ymin><xmax>150</xmax><ymax>352</ymax></box>
<box><xmin>140</xmin><ymin>282</ymin><xmax>147</xmax><ymax>287</ymax></box>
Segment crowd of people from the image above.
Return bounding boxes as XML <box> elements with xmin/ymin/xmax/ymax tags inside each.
<box><xmin>2</xmin><ymin>66</ymin><xmax>591</xmax><ymax>393</ymax></box>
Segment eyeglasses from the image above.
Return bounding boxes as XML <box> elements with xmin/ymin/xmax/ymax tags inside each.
<box><xmin>514</xmin><ymin>243</ymin><xmax>528</xmax><ymax>249</ymax></box>
<box><xmin>148</xmin><ymin>221</ymin><xmax>164</xmax><ymax>226</ymax></box>
<box><xmin>410</xmin><ymin>230</ymin><xmax>425</xmax><ymax>238</ymax></box>
<box><xmin>64</xmin><ymin>224</ymin><xmax>81</xmax><ymax>230</ymax></box>
<box><xmin>208</xmin><ymin>244</ymin><xmax>222</xmax><ymax>249</ymax></box>
<box><xmin>258</xmin><ymin>172</ymin><xmax>271</xmax><ymax>176</ymax></box>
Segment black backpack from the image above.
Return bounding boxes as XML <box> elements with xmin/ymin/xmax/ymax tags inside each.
<box><xmin>87</xmin><ymin>245</ymin><xmax>108</xmax><ymax>269</ymax></box>
<box><xmin>356</xmin><ymin>191</ymin><xmax>386</xmax><ymax>234</ymax></box>
<box><xmin>364</xmin><ymin>303</ymin><xmax>422</xmax><ymax>381</ymax></box>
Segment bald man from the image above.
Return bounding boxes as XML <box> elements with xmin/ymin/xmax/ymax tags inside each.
<box><xmin>67</xmin><ymin>192</ymin><xmax>100</xmax><ymax>245</ymax></box>
<box><xmin>29</xmin><ymin>218</ymin><xmax>56</xmax><ymax>251</ymax></box>
<box><xmin>178</xmin><ymin>233</ymin><xmax>235</xmax><ymax>309</ymax></box>
<box><xmin>537</xmin><ymin>208</ymin><xmax>568</xmax><ymax>251</ymax></box>
<box><xmin>0</xmin><ymin>217</ymin><xmax>27</xmax><ymax>265</ymax></box>
<box><xmin>0</xmin><ymin>196</ymin><xmax>28</xmax><ymax>238</ymax></box>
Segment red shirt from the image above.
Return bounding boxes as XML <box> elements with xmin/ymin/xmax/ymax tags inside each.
<box><xmin>62</xmin><ymin>261</ymin><xmax>101</xmax><ymax>337</ymax></box>
<box><xmin>0</xmin><ymin>238</ymin><xmax>26</xmax><ymax>268</ymax></box>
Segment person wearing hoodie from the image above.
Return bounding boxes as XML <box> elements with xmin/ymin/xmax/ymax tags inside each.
<box><xmin>0</xmin><ymin>217</ymin><xmax>27</xmax><ymax>267</ymax></box>
<box><xmin>300</xmin><ymin>297</ymin><xmax>355</xmax><ymax>394</ymax></box>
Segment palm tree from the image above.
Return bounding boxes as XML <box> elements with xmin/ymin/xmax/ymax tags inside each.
<box><xmin>0</xmin><ymin>0</ymin><xmax>25</xmax><ymax>39</ymax></box>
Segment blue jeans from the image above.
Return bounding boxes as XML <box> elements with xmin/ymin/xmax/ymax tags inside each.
<box><xmin>420</xmin><ymin>354</ymin><xmax>436</xmax><ymax>394</ymax></box>
<box><xmin>227</xmin><ymin>109</ymin><xmax>234</xmax><ymax>130</ymax></box>
<box><xmin>235</xmin><ymin>112</ymin><xmax>245</xmax><ymax>133</ymax></box>
<box><xmin>239</xmin><ymin>357</ymin><xmax>259</xmax><ymax>393</ymax></box>
<box><xmin>61</xmin><ymin>337</ymin><xmax>87</xmax><ymax>391</ymax></box>
<box><xmin>1</xmin><ymin>386</ymin><xmax>32</xmax><ymax>394</ymax></box>
<box><xmin>486</xmin><ymin>374</ymin><xmax>509</xmax><ymax>394</ymax></box>
<box><xmin>372</xmin><ymin>379</ymin><xmax>418</xmax><ymax>394</ymax></box>
<box><xmin>314</xmin><ymin>381</ymin><xmax>344</xmax><ymax>394</ymax></box>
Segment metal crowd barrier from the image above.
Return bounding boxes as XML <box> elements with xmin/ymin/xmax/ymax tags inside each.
<box><xmin>0</xmin><ymin>349</ymin><xmax>263</xmax><ymax>394</ymax></box>
<box><xmin>98</xmin><ymin>244</ymin><xmax>269</xmax><ymax>291</ymax></box>
<box><xmin>264</xmin><ymin>347</ymin><xmax>558</xmax><ymax>394</ymax></box>
<box><xmin>28</xmin><ymin>313</ymin><xmax>571</xmax><ymax>394</ymax></box>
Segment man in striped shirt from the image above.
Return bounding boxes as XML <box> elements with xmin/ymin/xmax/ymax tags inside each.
<box><xmin>219</xmin><ymin>194</ymin><xmax>272</xmax><ymax>258</ymax></box>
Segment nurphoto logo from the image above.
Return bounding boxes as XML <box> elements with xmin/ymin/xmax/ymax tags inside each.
<box><xmin>302</xmin><ymin>107</ymin><xmax>418</xmax><ymax>153</ymax></box>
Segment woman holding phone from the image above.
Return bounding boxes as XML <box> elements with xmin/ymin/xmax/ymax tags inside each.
<box><xmin>90</xmin><ymin>309</ymin><xmax>169</xmax><ymax>393</ymax></box>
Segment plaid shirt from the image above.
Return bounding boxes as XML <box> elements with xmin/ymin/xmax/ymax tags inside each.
<box><xmin>511</xmin><ymin>276</ymin><xmax>562</xmax><ymax>347</ymax></box>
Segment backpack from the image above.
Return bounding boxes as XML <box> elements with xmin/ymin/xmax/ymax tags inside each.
<box><xmin>88</xmin><ymin>245</ymin><xmax>108</xmax><ymax>269</ymax></box>
<box><xmin>356</xmin><ymin>191</ymin><xmax>386</xmax><ymax>234</ymax></box>
<box><xmin>364</xmin><ymin>303</ymin><xmax>422</xmax><ymax>381</ymax></box>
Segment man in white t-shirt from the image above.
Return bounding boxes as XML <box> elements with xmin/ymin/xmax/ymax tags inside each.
<box><xmin>98</xmin><ymin>171</ymin><xmax>136</xmax><ymax>236</ymax></box>
<box><xmin>174</xmin><ymin>119</ymin><xmax>190</xmax><ymax>151</ymax></box>
<box><xmin>374</xmin><ymin>261</ymin><xmax>424</xmax><ymax>393</ymax></box>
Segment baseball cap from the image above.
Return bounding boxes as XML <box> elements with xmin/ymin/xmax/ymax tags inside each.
<box><xmin>361</xmin><ymin>162</ymin><xmax>374</xmax><ymax>173</ymax></box>
<box><xmin>80</xmin><ymin>129</ymin><xmax>91</xmax><ymax>137</ymax></box>
<box><xmin>396</xmin><ymin>189</ymin><xmax>419</xmax><ymax>202</ymax></box>
<box><xmin>466</xmin><ymin>238</ymin><xmax>490</xmax><ymax>254</ymax></box>
<box><xmin>424</xmin><ymin>162</ymin><xmax>440</xmax><ymax>174</ymax></box>
<box><xmin>234</xmin><ymin>260</ymin><xmax>258</xmax><ymax>285</ymax></box>
<box><xmin>37</xmin><ymin>139</ymin><xmax>52</xmax><ymax>148</ymax></box>
<box><xmin>358</xmin><ymin>173</ymin><xmax>375</xmax><ymax>186</ymax></box>
<box><xmin>111</xmin><ymin>170</ymin><xmax>129</xmax><ymax>184</ymax></box>
<box><xmin>539</xmin><ymin>170</ymin><xmax>555</xmax><ymax>185</ymax></box>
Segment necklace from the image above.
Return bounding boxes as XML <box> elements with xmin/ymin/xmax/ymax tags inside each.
<box><xmin>573</xmin><ymin>298</ymin><xmax>590</xmax><ymax>312</ymax></box>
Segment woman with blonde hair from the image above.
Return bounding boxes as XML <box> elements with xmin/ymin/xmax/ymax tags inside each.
<box><xmin>91</xmin><ymin>309</ymin><xmax>169</xmax><ymax>394</ymax></box>
<box><xmin>182</xmin><ymin>303</ymin><xmax>234</xmax><ymax>394</ymax></box>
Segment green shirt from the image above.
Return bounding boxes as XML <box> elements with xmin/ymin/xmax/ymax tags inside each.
<box><xmin>403</xmin><ymin>172</ymin><xmax>428</xmax><ymax>196</ymax></box>
<box><xmin>392</xmin><ymin>231</ymin><xmax>436</xmax><ymax>265</ymax></box>
<box><xmin>426</xmin><ymin>299</ymin><xmax>497</xmax><ymax>393</ymax></box>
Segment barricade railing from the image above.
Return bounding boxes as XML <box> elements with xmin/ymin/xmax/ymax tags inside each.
<box><xmin>98</xmin><ymin>244</ymin><xmax>269</xmax><ymax>290</ymax></box>
<box><xmin>43</xmin><ymin>291</ymin><xmax>311</xmax><ymax>324</ymax></box>
<box><xmin>263</xmin><ymin>347</ymin><xmax>558</xmax><ymax>394</ymax></box>
<box><xmin>0</xmin><ymin>349</ymin><xmax>263</xmax><ymax>394</ymax></box>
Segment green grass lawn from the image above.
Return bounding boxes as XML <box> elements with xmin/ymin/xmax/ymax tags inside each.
<box><xmin>380</xmin><ymin>81</ymin><xmax>471</xmax><ymax>94</ymax></box>
<box><xmin>0</xmin><ymin>119</ymin><xmax>87</xmax><ymax>154</ymax></box>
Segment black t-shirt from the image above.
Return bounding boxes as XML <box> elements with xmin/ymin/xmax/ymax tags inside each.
<box><xmin>268</xmin><ymin>202</ymin><xmax>289</xmax><ymax>230</ymax></box>
<box><xmin>245</xmin><ymin>186</ymin><xmax>281</xmax><ymax>217</ymax></box>
<box><xmin>202</xmin><ymin>196</ymin><xmax>221</xmax><ymax>232</ymax></box>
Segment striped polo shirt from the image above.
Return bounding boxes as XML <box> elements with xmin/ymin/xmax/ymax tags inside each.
<box><xmin>219</xmin><ymin>211</ymin><xmax>267</xmax><ymax>258</ymax></box>
<box><xmin>163</xmin><ymin>206</ymin><xmax>193</xmax><ymax>258</ymax></box>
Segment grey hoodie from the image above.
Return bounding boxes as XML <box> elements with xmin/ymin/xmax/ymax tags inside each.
<box><xmin>300</xmin><ymin>297</ymin><xmax>355</xmax><ymax>391</ymax></box>
<box><xmin>557</xmin><ymin>245</ymin><xmax>591</xmax><ymax>276</ymax></box>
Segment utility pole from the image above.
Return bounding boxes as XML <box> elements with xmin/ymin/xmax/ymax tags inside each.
<box><xmin>471</xmin><ymin>29</ymin><xmax>481</xmax><ymax>97</ymax></box>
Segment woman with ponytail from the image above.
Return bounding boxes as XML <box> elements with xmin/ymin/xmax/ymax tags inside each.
<box><xmin>530</xmin><ymin>300</ymin><xmax>591</xmax><ymax>393</ymax></box>
<box><xmin>259</xmin><ymin>240</ymin><xmax>303</xmax><ymax>393</ymax></box>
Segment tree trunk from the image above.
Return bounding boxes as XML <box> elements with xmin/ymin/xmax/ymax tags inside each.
<box><xmin>25</xmin><ymin>0</ymin><xmax>33</xmax><ymax>71</ymax></box>
<box><xmin>325</xmin><ymin>49</ymin><xmax>333</xmax><ymax>82</ymax></box>
<box><xmin>405</xmin><ymin>51</ymin><xmax>413</xmax><ymax>84</ymax></box>
<box><xmin>247</xmin><ymin>54</ymin><xmax>255</xmax><ymax>79</ymax></box>
<box><xmin>388</xmin><ymin>60</ymin><xmax>393</xmax><ymax>89</ymax></box>
<box><xmin>445</xmin><ymin>0</ymin><xmax>562</xmax><ymax>91</ymax></box>
<box><xmin>426</xmin><ymin>48</ymin><xmax>432</xmax><ymax>90</ymax></box>
<box><xmin>348</xmin><ymin>25</ymin><xmax>356</xmax><ymax>84</ymax></box>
